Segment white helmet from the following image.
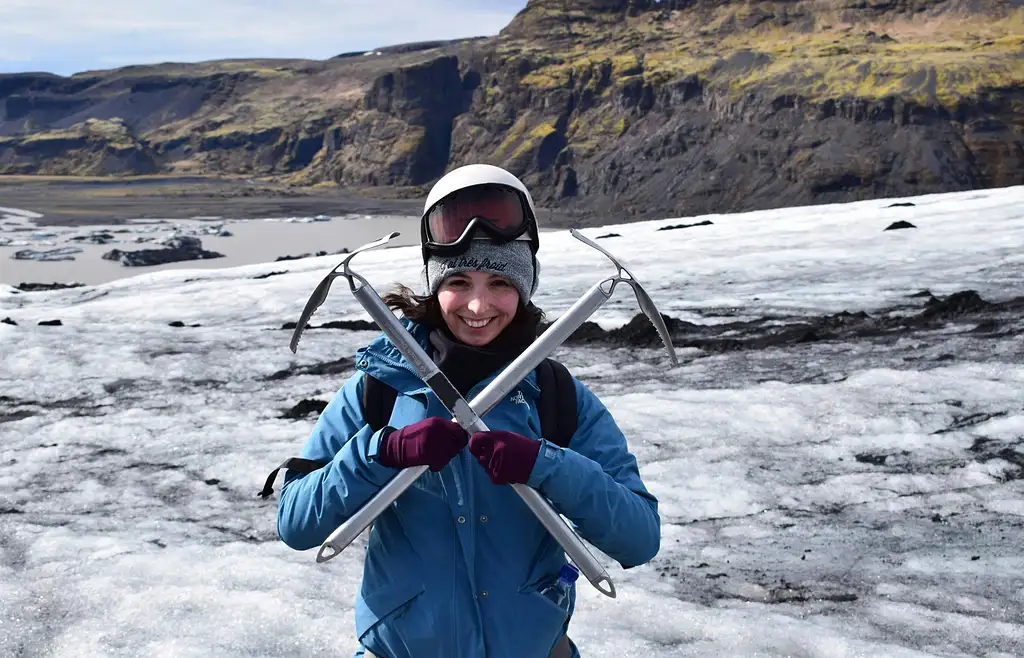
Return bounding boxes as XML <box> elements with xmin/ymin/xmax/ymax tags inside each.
<box><xmin>423</xmin><ymin>164</ymin><xmax>538</xmax><ymax>219</ymax></box>
<box><xmin>420</xmin><ymin>163</ymin><xmax>540</xmax><ymax>263</ymax></box>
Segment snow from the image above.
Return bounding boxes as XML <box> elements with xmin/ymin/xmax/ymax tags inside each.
<box><xmin>2</xmin><ymin>185</ymin><xmax>1023</xmax><ymax>657</ymax></box>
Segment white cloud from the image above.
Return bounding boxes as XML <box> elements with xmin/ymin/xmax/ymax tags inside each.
<box><xmin>0</xmin><ymin>0</ymin><xmax>526</xmax><ymax>74</ymax></box>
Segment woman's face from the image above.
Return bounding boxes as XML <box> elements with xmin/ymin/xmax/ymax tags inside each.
<box><xmin>436</xmin><ymin>271</ymin><xmax>520</xmax><ymax>346</ymax></box>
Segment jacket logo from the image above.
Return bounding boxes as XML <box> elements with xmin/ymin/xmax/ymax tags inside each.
<box><xmin>510</xmin><ymin>390</ymin><xmax>527</xmax><ymax>405</ymax></box>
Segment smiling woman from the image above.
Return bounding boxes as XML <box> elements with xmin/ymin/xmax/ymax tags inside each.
<box><xmin>273</xmin><ymin>163</ymin><xmax>661</xmax><ymax>658</ymax></box>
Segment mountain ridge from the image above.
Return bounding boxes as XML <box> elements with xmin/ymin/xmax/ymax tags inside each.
<box><xmin>1</xmin><ymin>0</ymin><xmax>1022</xmax><ymax>221</ymax></box>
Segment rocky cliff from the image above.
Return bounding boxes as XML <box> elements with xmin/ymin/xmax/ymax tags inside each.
<box><xmin>1</xmin><ymin>0</ymin><xmax>1022</xmax><ymax>221</ymax></box>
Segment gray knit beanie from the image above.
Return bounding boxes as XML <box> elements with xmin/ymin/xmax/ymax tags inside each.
<box><xmin>425</xmin><ymin>240</ymin><xmax>539</xmax><ymax>303</ymax></box>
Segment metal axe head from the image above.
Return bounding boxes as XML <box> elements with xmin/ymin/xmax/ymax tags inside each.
<box><xmin>288</xmin><ymin>232</ymin><xmax>401</xmax><ymax>354</ymax></box>
<box><xmin>570</xmin><ymin>229</ymin><xmax>678</xmax><ymax>366</ymax></box>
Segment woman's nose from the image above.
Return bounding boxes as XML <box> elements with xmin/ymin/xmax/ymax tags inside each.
<box><xmin>466</xmin><ymin>294</ymin><xmax>487</xmax><ymax>314</ymax></box>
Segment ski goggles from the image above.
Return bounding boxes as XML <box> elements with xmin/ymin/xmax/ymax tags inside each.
<box><xmin>421</xmin><ymin>185</ymin><xmax>535</xmax><ymax>256</ymax></box>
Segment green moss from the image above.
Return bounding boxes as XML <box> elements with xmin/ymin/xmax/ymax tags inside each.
<box><xmin>611</xmin><ymin>54</ymin><xmax>643</xmax><ymax>77</ymax></box>
<box><xmin>520</xmin><ymin>65</ymin><xmax>572</xmax><ymax>89</ymax></box>
<box><xmin>490</xmin><ymin>114</ymin><xmax>561</xmax><ymax>161</ymax></box>
<box><xmin>531</xmin><ymin>122</ymin><xmax>556</xmax><ymax>139</ymax></box>
<box><xmin>510</xmin><ymin>121</ymin><xmax>557</xmax><ymax>159</ymax></box>
<box><xmin>493</xmin><ymin>115</ymin><xmax>532</xmax><ymax>159</ymax></box>
<box><xmin>724</xmin><ymin>47</ymin><xmax>1024</xmax><ymax>105</ymax></box>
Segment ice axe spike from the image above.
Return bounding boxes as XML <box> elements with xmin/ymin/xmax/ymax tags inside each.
<box><xmin>288</xmin><ymin>232</ymin><xmax>400</xmax><ymax>354</ymax></box>
<box><xmin>570</xmin><ymin>229</ymin><xmax>678</xmax><ymax>366</ymax></box>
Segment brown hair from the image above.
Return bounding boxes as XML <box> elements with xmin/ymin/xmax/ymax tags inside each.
<box><xmin>382</xmin><ymin>284</ymin><xmax>545</xmax><ymax>336</ymax></box>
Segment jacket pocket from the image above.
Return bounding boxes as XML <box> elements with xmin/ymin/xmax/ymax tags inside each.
<box><xmin>356</xmin><ymin>579</ymin><xmax>427</xmax><ymax>658</ymax></box>
<box><xmin>495</xmin><ymin>589</ymin><xmax>570</xmax><ymax>658</ymax></box>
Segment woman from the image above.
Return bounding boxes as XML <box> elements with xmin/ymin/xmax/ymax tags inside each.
<box><xmin>276</xmin><ymin>164</ymin><xmax>660</xmax><ymax>658</ymax></box>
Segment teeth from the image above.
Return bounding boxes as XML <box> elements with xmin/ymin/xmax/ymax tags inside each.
<box><xmin>463</xmin><ymin>317</ymin><xmax>492</xmax><ymax>328</ymax></box>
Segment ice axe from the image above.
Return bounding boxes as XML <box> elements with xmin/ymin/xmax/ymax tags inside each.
<box><xmin>288</xmin><ymin>229</ymin><xmax>676</xmax><ymax>597</ymax></box>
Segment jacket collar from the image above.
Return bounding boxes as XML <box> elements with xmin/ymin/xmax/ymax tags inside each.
<box><xmin>355</xmin><ymin>318</ymin><xmax>541</xmax><ymax>399</ymax></box>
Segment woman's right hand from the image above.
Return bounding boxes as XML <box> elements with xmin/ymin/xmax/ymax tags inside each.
<box><xmin>378</xmin><ymin>417</ymin><xmax>468</xmax><ymax>472</ymax></box>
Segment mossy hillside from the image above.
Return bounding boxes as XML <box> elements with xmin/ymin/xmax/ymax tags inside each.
<box><xmin>8</xmin><ymin>118</ymin><xmax>138</xmax><ymax>149</ymax></box>
<box><xmin>4</xmin><ymin>0</ymin><xmax>1022</xmax><ymax>210</ymax></box>
<box><xmin>124</xmin><ymin>48</ymin><xmax>443</xmax><ymax>154</ymax></box>
<box><xmin>510</xmin><ymin>9</ymin><xmax>1024</xmax><ymax>108</ymax></box>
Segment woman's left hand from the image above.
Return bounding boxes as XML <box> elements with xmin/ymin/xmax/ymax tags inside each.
<box><xmin>468</xmin><ymin>430</ymin><xmax>542</xmax><ymax>486</ymax></box>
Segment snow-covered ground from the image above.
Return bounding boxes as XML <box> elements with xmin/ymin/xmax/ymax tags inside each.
<box><xmin>2</xmin><ymin>186</ymin><xmax>1023</xmax><ymax>657</ymax></box>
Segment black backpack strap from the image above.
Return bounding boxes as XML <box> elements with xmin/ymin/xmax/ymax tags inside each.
<box><xmin>259</xmin><ymin>373</ymin><xmax>399</xmax><ymax>500</ymax></box>
<box><xmin>535</xmin><ymin>358</ymin><xmax>578</xmax><ymax>448</ymax></box>
<box><xmin>363</xmin><ymin>371</ymin><xmax>399</xmax><ymax>432</ymax></box>
<box><xmin>257</xmin><ymin>457</ymin><xmax>328</xmax><ymax>499</ymax></box>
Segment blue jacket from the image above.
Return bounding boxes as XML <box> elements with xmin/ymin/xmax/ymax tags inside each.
<box><xmin>277</xmin><ymin>320</ymin><xmax>660</xmax><ymax>658</ymax></box>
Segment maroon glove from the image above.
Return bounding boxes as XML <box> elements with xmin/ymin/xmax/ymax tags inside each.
<box><xmin>378</xmin><ymin>417</ymin><xmax>468</xmax><ymax>472</ymax></box>
<box><xmin>468</xmin><ymin>430</ymin><xmax>542</xmax><ymax>486</ymax></box>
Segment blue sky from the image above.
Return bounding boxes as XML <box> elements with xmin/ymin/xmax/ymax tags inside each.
<box><xmin>0</xmin><ymin>0</ymin><xmax>529</xmax><ymax>76</ymax></box>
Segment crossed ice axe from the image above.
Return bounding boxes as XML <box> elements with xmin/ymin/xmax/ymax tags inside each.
<box><xmin>288</xmin><ymin>229</ymin><xmax>677</xmax><ymax>598</ymax></box>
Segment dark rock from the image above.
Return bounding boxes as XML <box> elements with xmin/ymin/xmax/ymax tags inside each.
<box><xmin>0</xmin><ymin>410</ymin><xmax>35</xmax><ymax>423</ymax></box>
<box><xmin>886</xmin><ymin>202</ymin><xmax>916</xmax><ymax>207</ymax></box>
<box><xmin>656</xmin><ymin>220</ymin><xmax>714</xmax><ymax>232</ymax></box>
<box><xmin>68</xmin><ymin>232</ymin><xmax>116</xmax><ymax>244</ymax></box>
<box><xmin>318</xmin><ymin>319</ymin><xmax>378</xmax><ymax>331</ymax></box>
<box><xmin>538</xmin><ymin>320</ymin><xmax>606</xmax><ymax>342</ymax></box>
<box><xmin>917</xmin><ymin>290</ymin><xmax>991</xmax><ymax>321</ymax></box>
<box><xmin>281</xmin><ymin>319</ymin><xmax>377</xmax><ymax>332</ymax></box>
<box><xmin>597</xmin><ymin>233</ymin><xmax>621</xmax><ymax>239</ymax></box>
<box><xmin>937</xmin><ymin>412</ymin><xmax>1009</xmax><ymax>436</ymax></box>
<box><xmin>266</xmin><ymin>357</ymin><xmax>355</xmax><ymax>381</ymax></box>
<box><xmin>102</xmin><ymin>378</ymin><xmax>136</xmax><ymax>394</ymax></box>
<box><xmin>15</xmin><ymin>282</ymin><xmax>84</xmax><ymax>291</ymax></box>
<box><xmin>552</xmin><ymin>288</ymin><xmax>1023</xmax><ymax>356</ymax></box>
<box><xmin>971</xmin><ymin>319</ymin><xmax>1001</xmax><ymax>333</ymax></box>
<box><xmin>884</xmin><ymin>220</ymin><xmax>917</xmax><ymax>230</ymax></box>
<box><xmin>252</xmin><ymin>271</ymin><xmax>288</xmax><ymax>279</ymax></box>
<box><xmin>275</xmin><ymin>251</ymin><xmax>328</xmax><ymax>262</ymax></box>
<box><xmin>854</xmin><ymin>452</ymin><xmax>889</xmax><ymax>465</ymax></box>
<box><xmin>821</xmin><ymin>310</ymin><xmax>872</xmax><ymax>330</ymax></box>
<box><xmin>1</xmin><ymin>317</ymin><xmax>16</xmax><ymax>326</ymax></box>
<box><xmin>37</xmin><ymin>319</ymin><xmax>63</xmax><ymax>326</ymax></box>
<box><xmin>102</xmin><ymin>236</ymin><xmax>224</xmax><ymax>267</ymax></box>
<box><xmin>168</xmin><ymin>320</ymin><xmax>186</xmax><ymax>327</ymax></box>
<box><xmin>281</xmin><ymin>399</ymin><xmax>329</xmax><ymax>419</ymax></box>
